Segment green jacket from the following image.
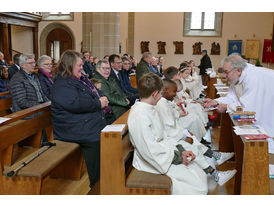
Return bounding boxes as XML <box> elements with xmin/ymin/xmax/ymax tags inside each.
<box><xmin>136</xmin><ymin>58</ymin><xmax>151</xmax><ymax>84</ymax></box>
<box><xmin>94</xmin><ymin>71</ymin><xmax>129</xmax><ymax>118</ymax></box>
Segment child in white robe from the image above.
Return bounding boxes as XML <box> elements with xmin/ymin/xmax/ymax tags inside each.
<box><xmin>173</xmin><ymin>79</ymin><xmax>208</xmax><ymax>126</ymax></box>
<box><xmin>128</xmin><ymin>73</ymin><xmax>208</xmax><ymax>195</ymax></box>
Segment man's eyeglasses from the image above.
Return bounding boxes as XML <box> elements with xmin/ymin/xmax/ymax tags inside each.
<box><xmin>115</xmin><ymin>62</ymin><xmax>122</xmax><ymax>65</ymax></box>
<box><xmin>26</xmin><ymin>62</ymin><xmax>36</xmax><ymax>65</ymax></box>
<box><xmin>223</xmin><ymin>69</ymin><xmax>235</xmax><ymax>75</ymax></box>
<box><xmin>101</xmin><ymin>67</ymin><xmax>110</xmax><ymax>71</ymax></box>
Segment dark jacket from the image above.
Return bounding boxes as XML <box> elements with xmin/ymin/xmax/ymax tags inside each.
<box><xmin>0</xmin><ymin>79</ymin><xmax>9</xmax><ymax>99</ymax></box>
<box><xmin>199</xmin><ymin>54</ymin><xmax>212</xmax><ymax>75</ymax></box>
<box><xmin>51</xmin><ymin>74</ymin><xmax>107</xmax><ymax>143</ymax></box>
<box><xmin>9</xmin><ymin>69</ymin><xmax>48</xmax><ymax>113</ymax></box>
<box><xmin>38</xmin><ymin>69</ymin><xmax>53</xmax><ymax>100</ymax></box>
<box><xmin>120</xmin><ymin>69</ymin><xmax>138</xmax><ymax>94</ymax></box>
<box><xmin>0</xmin><ymin>60</ymin><xmax>8</xmax><ymax>67</ymax></box>
<box><xmin>83</xmin><ymin>61</ymin><xmax>95</xmax><ymax>78</ymax></box>
<box><xmin>8</xmin><ymin>64</ymin><xmax>20</xmax><ymax>80</ymax></box>
<box><xmin>136</xmin><ymin>58</ymin><xmax>151</xmax><ymax>83</ymax></box>
<box><xmin>94</xmin><ymin>71</ymin><xmax>129</xmax><ymax>119</ymax></box>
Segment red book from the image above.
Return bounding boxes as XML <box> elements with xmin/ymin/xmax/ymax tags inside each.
<box><xmin>243</xmin><ymin>134</ymin><xmax>268</xmax><ymax>140</ymax></box>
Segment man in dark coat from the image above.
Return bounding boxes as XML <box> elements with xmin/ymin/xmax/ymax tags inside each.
<box><xmin>9</xmin><ymin>54</ymin><xmax>48</xmax><ymax>114</ymax></box>
<box><xmin>0</xmin><ymin>51</ymin><xmax>8</xmax><ymax>67</ymax></box>
<box><xmin>82</xmin><ymin>51</ymin><xmax>95</xmax><ymax>78</ymax></box>
<box><xmin>136</xmin><ymin>52</ymin><xmax>153</xmax><ymax>84</ymax></box>
<box><xmin>198</xmin><ymin>49</ymin><xmax>212</xmax><ymax>86</ymax></box>
<box><xmin>8</xmin><ymin>53</ymin><xmax>21</xmax><ymax>80</ymax></box>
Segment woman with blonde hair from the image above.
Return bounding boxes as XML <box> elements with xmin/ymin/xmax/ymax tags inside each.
<box><xmin>51</xmin><ymin>50</ymin><xmax>114</xmax><ymax>189</ymax></box>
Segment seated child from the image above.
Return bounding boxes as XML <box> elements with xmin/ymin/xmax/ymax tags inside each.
<box><xmin>173</xmin><ymin>79</ymin><xmax>208</xmax><ymax>126</ymax></box>
<box><xmin>128</xmin><ymin>73</ymin><xmax>208</xmax><ymax>195</ymax></box>
<box><xmin>155</xmin><ymin>78</ymin><xmax>236</xmax><ymax>186</ymax></box>
<box><xmin>164</xmin><ymin>66</ymin><xmax>209</xmax><ymax>143</ymax></box>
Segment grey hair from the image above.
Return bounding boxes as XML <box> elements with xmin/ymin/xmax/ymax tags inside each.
<box><xmin>38</xmin><ymin>55</ymin><xmax>52</xmax><ymax>68</ymax></box>
<box><xmin>96</xmin><ymin>59</ymin><xmax>109</xmax><ymax>71</ymax></box>
<box><xmin>0</xmin><ymin>51</ymin><xmax>3</xmax><ymax>56</ymax></box>
<box><xmin>19</xmin><ymin>54</ymin><xmax>35</xmax><ymax>66</ymax></box>
<box><xmin>221</xmin><ymin>53</ymin><xmax>247</xmax><ymax>71</ymax></box>
<box><xmin>142</xmin><ymin>52</ymin><xmax>152</xmax><ymax>59</ymax></box>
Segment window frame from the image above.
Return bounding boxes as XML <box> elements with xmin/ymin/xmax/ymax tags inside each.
<box><xmin>41</xmin><ymin>12</ymin><xmax>74</xmax><ymax>21</ymax></box>
<box><xmin>183</xmin><ymin>12</ymin><xmax>223</xmax><ymax>37</ymax></box>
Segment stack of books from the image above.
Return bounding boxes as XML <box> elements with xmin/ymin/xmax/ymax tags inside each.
<box><xmin>232</xmin><ymin>111</ymin><xmax>256</xmax><ymax>122</ymax></box>
<box><xmin>233</xmin><ymin>125</ymin><xmax>269</xmax><ymax>141</ymax></box>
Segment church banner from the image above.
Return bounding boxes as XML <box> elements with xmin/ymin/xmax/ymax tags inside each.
<box><xmin>227</xmin><ymin>40</ymin><xmax>242</xmax><ymax>56</ymax></box>
<box><xmin>245</xmin><ymin>40</ymin><xmax>260</xmax><ymax>59</ymax></box>
<box><xmin>262</xmin><ymin>39</ymin><xmax>274</xmax><ymax>63</ymax></box>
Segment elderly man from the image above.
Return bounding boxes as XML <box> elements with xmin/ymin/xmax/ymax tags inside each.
<box><xmin>0</xmin><ymin>51</ymin><xmax>8</xmax><ymax>67</ymax></box>
<box><xmin>136</xmin><ymin>51</ymin><xmax>153</xmax><ymax>83</ymax></box>
<box><xmin>93</xmin><ymin>59</ymin><xmax>130</xmax><ymax>119</ymax></box>
<box><xmin>198</xmin><ymin>49</ymin><xmax>212</xmax><ymax>86</ymax></box>
<box><xmin>9</xmin><ymin>54</ymin><xmax>48</xmax><ymax>113</ymax></box>
<box><xmin>203</xmin><ymin>53</ymin><xmax>274</xmax><ymax>137</ymax></box>
<box><xmin>82</xmin><ymin>51</ymin><xmax>95</xmax><ymax>78</ymax></box>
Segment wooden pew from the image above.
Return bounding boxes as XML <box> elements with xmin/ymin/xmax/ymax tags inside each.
<box><xmin>100</xmin><ymin>110</ymin><xmax>172</xmax><ymax>195</ymax></box>
<box><xmin>129</xmin><ymin>73</ymin><xmax>137</xmax><ymax>88</ymax></box>
<box><xmin>218</xmin><ymin>113</ymin><xmax>270</xmax><ymax>195</ymax></box>
<box><xmin>0</xmin><ymin>91</ymin><xmax>12</xmax><ymax>116</ymax></box>
<box><xmin>0</xmin><ymin>102</ymin><xmax>90</xmax><ymax>195</ymax></box>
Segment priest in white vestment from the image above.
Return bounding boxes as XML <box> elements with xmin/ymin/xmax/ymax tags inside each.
<box><xmin>203</xmin><ymin>53</ymin><xmax>274</xmax><ymax>137</ymax></box>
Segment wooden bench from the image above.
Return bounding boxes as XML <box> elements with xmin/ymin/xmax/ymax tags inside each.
<box><xmin>0</xmin><ymin>102</ymin><xmax>90</xmax><ymax>195</ymax></box>
<box><xmin>129</xmin><ymin>73</ymin><xmax>137</xmax><ymax>88</ymax></box>
<box><xmin>218</xmin><ymin>112</ymin><xmax>270</xmax><ymax>195</ymax></box>
<box><xmin>100</xmin><ymin>110</ymin><xmax>172</xmax><ymax>195</ymax></box>
<box><xmin>0</xmin><ymin>91</ymin><xmax>12</xmax><ymax>116</ymax></box>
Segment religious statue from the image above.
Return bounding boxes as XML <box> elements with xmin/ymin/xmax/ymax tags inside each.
<box><xmin>140</xmin><ymin>41</ymin><xmax>150</xmax><ymax>53</ymax></box>
<box><xmin>192</xmin><ymin>42</ymin><xmax>202</xmax><ymax>55</ymax></box>
<box><xmin>157</xmin><ymin>41</ymin><xmax>166</xmax><ymax>54</ymax></box>
<box><xmin>173</xmin><ymin>41</ymin><xmax>184</xmax><ymax>54</ymax></box>
<box><xmin>211</xmin><ymin>42</ymin><xmax>221</xmax><ymax>55</ymax></box>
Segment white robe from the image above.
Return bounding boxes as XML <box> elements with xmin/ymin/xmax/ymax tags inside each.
<box><xmin>185</xmin><ymin>73</ymin><xmax>203</xmax><ymax>100</ymax></box>
<box><xmin>215</xmin><ymin>63</ymin><xmax>274</xmax><ymax>137</ymax></box>
<box><xmin>175</xmin><ymin>90</ymin><xmax>208</xmax><ymax>126</ymax></box>
<box><xmin>156</xmin><ymin>97</ymin><xmax>206</xmax><ymax>141</ymax></box>
<box><xmin>128</xmin><ymin>101</ymin><xmax>208</xmax><ymax>195</ymax></box>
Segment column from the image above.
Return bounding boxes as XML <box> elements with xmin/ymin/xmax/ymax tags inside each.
<box><xmin>32</xmin><ymin>25</ymin><xmax>38</xmax><ymax>60</ymax></box>
<box><xmin>1</xmin><ymin>23</ymin><xmax>11</xmax><ymax>63</ymax></box>
<box><xmin>82</xmin><ymin>12</ymin><xmax>120</xmax><ymax>59</ymax></box>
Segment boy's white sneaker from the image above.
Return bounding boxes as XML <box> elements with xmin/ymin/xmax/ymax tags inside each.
<box><xmin>215</xmin><ymin>170</ymin><xmax>237</xmax><ymax>186</ymax></box>
<box><xmin>216</xmin><ymin>152</ymin><xmax>234</xmax><ymax>166</ymax></box>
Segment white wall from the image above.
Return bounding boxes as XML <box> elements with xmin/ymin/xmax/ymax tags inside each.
<box><xmin>120</xmin><ymin>12</ymin><xmax>274</xmax><ymax>70</ymax></box>
<box><xmin>38</xmin><ymin>12</ymin><xmax>83</xmax><ymax>55</ymax></box>
<box><xmin>11</xmin><ymin>25</ymin><xmax>33</xmax><ymax>55</ymax></box>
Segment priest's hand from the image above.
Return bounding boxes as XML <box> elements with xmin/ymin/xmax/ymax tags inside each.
<box><xmin>182</xmin><ymin>151</ymin><xmax>196</xmax><ymax>166</ymax></box>
<box><xmin>217</xmin><ymin>103</ymin><xmax>227</xmax><ymax>113</ymax></box>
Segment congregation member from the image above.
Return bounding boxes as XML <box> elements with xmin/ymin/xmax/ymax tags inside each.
<box><xmin>149</xmin><ymin>56</ymin><xmax>163</xmax><ymax>78</ymax></box>
<box><xmin>154</xmin><ymin>78</ymin><xmax>236</xmax><ymax>187</ymax></box>
<box><xmin>129</xmin><ymin>56</ymin><xmax>137</xmax><ymax>73</ymax></box>
<box><xmin>109</xmin><ymin>54</ymin><xmax>138</xmax><ymax>105</ymax></box>
<box><xmin>92</xmin><ymin>56</ymin><xmax>98</xmax><ymax>68</ymax></box>
<box><xmin>198</xmin><ymin>49</ymin><xmax>212</xmax><ymax>86</ymax></box>
<box><xmin>94</xmin><ymin>59</ymin><xmax>130</xmax><ymax>119</ymax></box>
<box><xmin>51</xmin><ymin>50</ymin><xmax>111</xmax><ymax>189</ymax></box>
<box><xmin>158</xmin><ymin>56</ymin><xmax>164</xmax><ymax>74</ymax></box>
<box><xmin>136</xmin><ymin>51</ymin><xmax>153</xmax><ymax>83</ymax></box>
<box><xmin>82</xmin><ymin>51</ymin><xmax>95</xmax><ymax>78</ymax></box>
<box><xmin>9</xmin><ymin>54</ymin><xmax>48</xmax><ymax>113</ymax></box>
<box><xmin>38</xmin><ymin>55</ymin><xmax>53</xmax><ymax>100</ymax></box>
<box><xmin>128</xmin><ymin>72</ymin><xmax>208</xmax><ymax>195</ymax></box>
<box><xmin>0</xmin><ymin>51</ymin><xmax>8</xmax><ymax>67</ymax></box>
<box><xmin>8</xmin><ymin>53</ymin><xmax>21</xmax><ymax>80</ymax></box>
<box><xmin>0</xmin><ymin>66</ymin><xmax>9</xmax><ymax>99</ymax></box>
<box><xmin>103</xmin><ymin>55</ymin><xmax>109</xmax><ymax>62</ymax></box>
<box><xmin>120</xmin><ymin>57</ymin><xmax>138</xmax><ymax>94</ymax></box>
<box><xmin>164</xmin><ymin>66</ymin><xmax>207</xmax><ymax>143</ymax></box>
<box><xmin>203</xmin><ymin>53</ymin><xmax>274</xmax><ymax>137</ymax></box>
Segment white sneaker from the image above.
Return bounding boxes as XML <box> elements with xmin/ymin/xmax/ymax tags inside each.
<box><xmin>216</xmin><ymin>152</ymin><xmax>234</xmax><ymax>166</ymax></box>
<box><xmin>215</xmin><ymin>170</ymin><xmax>237</xmax><ymax>186</ymax></box>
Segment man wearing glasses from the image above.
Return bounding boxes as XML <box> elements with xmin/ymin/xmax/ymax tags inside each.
<box><xmin>203</xmin><ymin>53</ymin><xmax>274</xmax><ymax>137</ymax></box>
<box><xmin>10</xmin><ymin>54</ymin><xmax>48</xmax><ymax>114</ymax></box>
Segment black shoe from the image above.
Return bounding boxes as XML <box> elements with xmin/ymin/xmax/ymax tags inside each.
<box><xmin>200</xmin><ymin>138</ymin><xmax>211</xmax><ymax>147</ymax></box>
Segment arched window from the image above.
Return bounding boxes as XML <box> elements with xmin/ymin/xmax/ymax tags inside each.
<box><xmin>184</xmin><ymin>12</ymin><xmax>222</xmax><ymax>36</ymax></box>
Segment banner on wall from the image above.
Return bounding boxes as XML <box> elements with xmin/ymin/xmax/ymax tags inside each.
<box><xmin>262</xmin><ymin>39</ymin><xmax>274</xmax><ymax>63</ymax></box>
<box><xmin>227</xmin><ymin>40</ymin><xmax>242</xmax><ymax>56</ymax></box>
